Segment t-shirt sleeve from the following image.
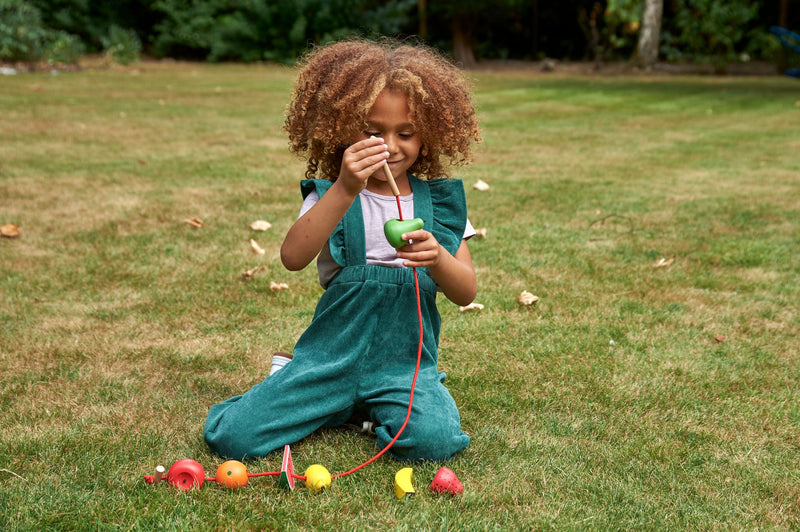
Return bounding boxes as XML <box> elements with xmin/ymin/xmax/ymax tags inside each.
<box><xmin>463</xmin><ymin>218</ymin><xmax>477</xmax><ymax>240</ymax></box>
<box><xmin>299</xmin><ymin>190</ymin><xmax>320</xmax><ymax>218</ymax></box>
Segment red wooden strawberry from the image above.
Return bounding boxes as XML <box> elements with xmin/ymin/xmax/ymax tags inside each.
<box><xmin>429</xmin><ymin>467</ymin><xmax>463</xmax><ymax>495</ymax></box>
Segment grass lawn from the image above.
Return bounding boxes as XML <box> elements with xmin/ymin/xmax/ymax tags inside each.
<box><xmin>1</xmin><ymin>60</ymin><xmax>799</xmax><ymax>530</ymax></box>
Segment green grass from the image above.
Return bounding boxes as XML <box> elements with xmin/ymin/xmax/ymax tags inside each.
<box><xmin>1</xmin><ymin>61</ymin><xmax>799</xmax><ymax>530</ymax></box>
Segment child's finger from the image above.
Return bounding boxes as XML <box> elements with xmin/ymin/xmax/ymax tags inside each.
<box><xmin>349</xmin><ymin>136</ymin><xmax>385</xmax><ymax>154</ymax></box>
<box><xmin>346</xmin><ymin>149</ymin><xmax>389</xmax><ymax>176</ymax></box>
<box><xmin>363</xmin><ymin>150</ymin><xmax>390</xmax><ymax>168</ymax></box>
<box><xmin>398</xmin><ymin>247</ymin><xmax>439</xmax><ymax>268</ymax></box>
<box><xmin>400</xmin><ymin>229</ymin><xmax>429</xmax><ymax>242</ymax></box>
<box><xmin>355</xmin><ymin>144</ymin><xmax>389</xmax><ymax>163</ymax></box>
<box><xmin>344</xmin><ymin>141</ymin><xmax>386</xmax><ymax>164</ymax></box>
<box><xmin>346</xmin><ymin>139</ymin><xmax>387</xmax><ymax>162</ymax></box>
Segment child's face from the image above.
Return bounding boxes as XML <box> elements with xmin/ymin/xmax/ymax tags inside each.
<box><xmin>359</xmin><ymin>88</ymin><xmax>422</xmax><ymax>184</ymax></box>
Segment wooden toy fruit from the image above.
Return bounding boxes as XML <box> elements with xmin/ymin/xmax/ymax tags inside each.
<box><xmin>279</xmin><ymin>445</ymin><xmax>295</xmax><ymax>491</ymax></box>
<box><xmin>429</xmin><ymin>467</ymin><xmax>463</xmax><ymax>496</ymax></box>
<box><xmin>394</xmin><ymin>467</ymin><xmax>415</xmax><ymax>499</ymax></box>
<box><xmin>167</xmin><ymin>459</ymin><xmax>206</xmax><ymax>491</ymax></box>
<box><xmin>304</xmin><ymin>464</ymin><xmax>331</xmax><ymax>493</ymax></box>
<box><xmin>215</xmin><ymin>460</ymin><xmax>249</xmax><ymax>489</ymax></box>
<box><xmin>384</xmin><ymin>218</ymin><xmax>424</xmax><ymax>248</ymax></box>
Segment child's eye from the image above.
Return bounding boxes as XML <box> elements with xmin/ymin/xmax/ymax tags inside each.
<box><xmin>399</xmin><ymin>132</ymin><xmax>415</xmax><ymax>139</ymax></box>
<box><xmin>364</xmin><ymin>131</ymin><xmax>380</xmax><ymax>137</ymax></box>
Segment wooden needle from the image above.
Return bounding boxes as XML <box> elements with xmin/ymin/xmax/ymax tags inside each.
<box><xmin>382</xmin><ymin>162</ymin><xmax>400</xmax><ymax>197</ymax></box>
<box><xmin>371</xmin><ymin>136</ymin><xmax>400</xmax><ymax>197</ymax></box>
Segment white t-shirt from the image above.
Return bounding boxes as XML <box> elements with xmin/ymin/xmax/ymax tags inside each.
<box><xmin>299</xmin><ymin>188</ymin><xmax>476</xmax><ymax>288</ymax></box>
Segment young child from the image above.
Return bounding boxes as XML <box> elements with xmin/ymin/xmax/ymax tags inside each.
<box><xmin>204</xmin><ymin>39</ymin><xmax>481</xmax><ymax>462</ymax></box>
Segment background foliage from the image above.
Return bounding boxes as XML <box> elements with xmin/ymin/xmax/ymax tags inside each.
<box><xmin>1</xmin><ymin>0</ymin><xmax>796</xmax><ymax>67</ymax></box>
<box><xmin>661</xmin><ymin>0</ymin><xmax>769</xmax><ymax>67</ymax></box>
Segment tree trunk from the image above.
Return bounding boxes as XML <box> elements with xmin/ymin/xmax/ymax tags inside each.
<box><xmin>634</xmin><ymin>0</ymin><xmax>663</xmax><ymax>68</ymax></box>
<box><xmin>418</xmin><ymin>0</ymin><xmax>427</xmax><ymax>40</ymax></box>
<box><xmin>532</xmin><ymin>0</ymin><xmax>539</xmax><ymax>58</ymax></box>
<box><xmin>452</xmin><ymin>14</ymin><xmax>477</xmax><ymax>68</ymax></box>
<box><xmin>779</xmin><ymin>0</ymin><xmax>788</xmax><ymax>28</ymax></box>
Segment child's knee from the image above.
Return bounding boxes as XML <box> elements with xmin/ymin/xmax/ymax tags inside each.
<box><xmin>203</xmin><ymin>399</ymin><xmax>272</xmax><ymax>460</ymax></box>
<box><xmin>382</xmin><ymin>419</ymin><xmax>469</xmax><ymax>461</ymax></box>
<box><xmin>204</xmin><ymin>409</ymin><xmax>248</xmax><ymax>460</ymax></box>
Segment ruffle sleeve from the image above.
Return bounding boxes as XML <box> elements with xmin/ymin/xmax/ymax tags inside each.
<box><xmin>300</xmin><ymin>179</ymin><xmax>348</xmax><ymax>268</ymax></box>
<box><xmin>423</xmin><ymin>177</ymin><xmax>468</xmax><ymax>258</ymax></box>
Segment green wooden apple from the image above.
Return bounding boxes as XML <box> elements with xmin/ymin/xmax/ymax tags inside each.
<box><xmin>384</xmin><ymin>218</ymin><xmax>424</xmax><ymax>248</ymax></box>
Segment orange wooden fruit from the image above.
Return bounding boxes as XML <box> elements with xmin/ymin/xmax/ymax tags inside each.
<box><xmin>215</xmin><ymin>460</ymin><xmax>249</xmax><ymax>489</ymax></box>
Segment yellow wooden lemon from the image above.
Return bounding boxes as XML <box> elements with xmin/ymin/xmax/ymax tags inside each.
<box><xmin>304</xmin><ymin>464</ymin><xmax>331</xmax><ymax>493</ymax></box>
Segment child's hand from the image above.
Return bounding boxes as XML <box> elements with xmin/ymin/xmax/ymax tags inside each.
<box><xmin>395</xmin><ymin>229</ymin><xmax>442</xmax><ymax>268</ymax></box>
<box><xmin>397</xmin><ymin>233</ymin><xmax>477</xmax><ymax>307</ymax></box>
<box><xmin>338</xmin><ymin>137</ymin><xmax>389</xmax><ymax>195</ymax></box>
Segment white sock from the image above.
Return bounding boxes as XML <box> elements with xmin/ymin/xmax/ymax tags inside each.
<box><xmin>269</xmin><ymin>354</ymin><xmax>292</xmax><ymax>376</ymax></box>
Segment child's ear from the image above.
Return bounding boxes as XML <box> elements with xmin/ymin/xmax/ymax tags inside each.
<box><xmin>421</xmin><ymin>145</ymin><xmax>429</xmax><ymax>157</ymax></box>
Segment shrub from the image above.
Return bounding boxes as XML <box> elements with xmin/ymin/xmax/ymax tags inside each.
<box><xmin>102</xmin><ymin>24</ymin><xmax>142</xmax><ymax>65</ymax></box>
<box><xmin>661</xmin><ymin>0</ymin><xmax>762</xmax><ymax>68</ymax></box>
<box><xmin>0</xmin><ymin>0</ymin><xmax>48</xmax><ymax>62</ymax></box>
<box><xmin>45</xmin><ymin>29</ymin><xmax>85</xmax><ymax>63</ymax></box>
<box><xmin>0</xmin><ymin>0</ymin><xmax>89</xmax><ymax>64</ymax></box>
<box><xmin>150</xmin><ymin>0</ymin><xmax>415</xmax><ymax>63</ymax></box>
<box><xmin>602</xmin><ymin>0</ymin><xmax>643</xmax><ymax>58</ymax></box>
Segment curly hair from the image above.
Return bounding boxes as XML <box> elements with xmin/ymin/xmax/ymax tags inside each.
<box><xmin>284</xmin><ymin>39</ymin><xmax>481</xmax><ymax>181</ymax></box>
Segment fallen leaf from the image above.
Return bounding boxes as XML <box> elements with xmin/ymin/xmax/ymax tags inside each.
<box><xmin>714</xmin><ymin>335</ymin><xmax>726</xmax><ymax>343</ymax></box>
<box><xmin>250</xmin><ymin>239</ymin><xmax>265</xmax><ymax>255</ymax></box>
<box><xmin>242</xmin><ymin>265</ymin><xmax>267</xmax><ymax>279</ymax></box>
<box><xmin>1</xmin><ymin>223</ymin><xmax>20</xmax><ymax>238</ymax></box>
<box><xmin>472</xmin><ymin>179</ymin><xmax>490</xmax><ymax>191</ymax></box>
<box><xmin>183</xmin><ymin>218</ymin><xmax>204</xmax><ymax>228</ymax></box>
<box><xmin>459</xmin><ymin>302</ymin><xmax>484</xmax><ymax>312</ymax></box>
<box><xmin>653</xmin><ymin>255</ymin><xmax>675</xmax><ymax>268</ymax></box>
<box><xmin>248</xmin><ymin>220</ymin><xmax>272</xmax><ymax>231</ymax></box>
<box><xmin>518</xmin><ymin>291</ymin><xmax>540</xmax><ymax>305</ymax></box>
<box><xmin>474</xmin><ymin>227</ymin><xmax>488</xmax><ymax>238</ymax></box>
<box><xmin>270</xmin><ymin>281</ymin><xmax>289</xmax><ymax>291</ymax></box>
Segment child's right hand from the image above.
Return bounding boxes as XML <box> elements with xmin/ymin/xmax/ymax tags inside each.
<box><xmin>337</xmin><ymin>136</ymin><xmax>390</xmax><ymax>195</ymax></box>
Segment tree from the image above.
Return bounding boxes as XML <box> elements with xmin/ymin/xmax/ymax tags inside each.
<box><xmin>451</xmin><ymin>11</ymin><xmax>477</xmax><ymax>67</ymax></box>
<box><xmin>634</xmin><ymin>0</ymin><xmax>663</xmax><ymax>68</ymax></box>
<box><xmin>418</xmin><ymin>0</ymin><xmax>427</xmax><ymax>39</ymax></box>
<box><xmin>438</xmin><ymin>0</ymin><xmax>530</xmax><ymax>67</ymax></box>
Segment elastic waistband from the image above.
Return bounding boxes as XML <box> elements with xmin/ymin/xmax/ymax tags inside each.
<box><xmin>328</xmin><ymin>265</ymin><xmax>437</xmax><ymax>294</ymax></box>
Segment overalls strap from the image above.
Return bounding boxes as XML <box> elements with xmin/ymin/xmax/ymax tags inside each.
<box><xmin>301</xmin><ymin>179</ymin><xmax>366</xmax><ymax>267</ymax></box>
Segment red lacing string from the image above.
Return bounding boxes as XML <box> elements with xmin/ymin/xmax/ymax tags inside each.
<box><xmin>332</xmin><ymin>194</ymin><xmax>423</xmax><ymax>479</ymax></box>
<box><xmin>153</xmin><ymin>194</ymin><xmax>424</xmax><ymax>486</ymax></box>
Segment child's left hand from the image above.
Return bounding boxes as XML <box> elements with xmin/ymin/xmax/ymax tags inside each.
<box><xmin>397</xmin><ymin>232</ymin><xmax>476</xmax><ymax>306</ymax></box>
<box><xmin>395</xmin><ymin>229</ymin><xmax>442</xmax><ymax>268</ymax></box>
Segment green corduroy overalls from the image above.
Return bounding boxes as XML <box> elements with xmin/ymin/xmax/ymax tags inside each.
<box><xmin>204</xmin><ymin>175</ymin><xmax>470</xmax><ymax>462</ymax></box>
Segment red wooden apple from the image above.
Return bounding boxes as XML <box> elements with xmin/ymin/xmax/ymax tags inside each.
<box><xmin>166</xmin><ymin>459</ymin><xmax>206</xmax><ymax>491</ymax></box>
